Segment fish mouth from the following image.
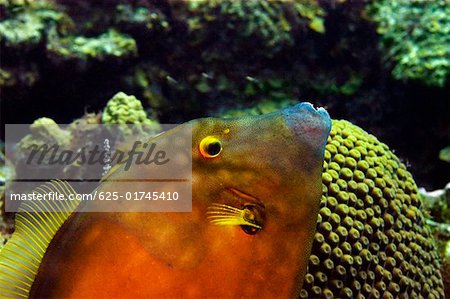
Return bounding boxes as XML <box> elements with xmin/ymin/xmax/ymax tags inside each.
<box><xmin>282</xmin><ymin>102</ymin><xmax>332</xmax><ymax>153</ymax></box>
<box><xmin>301</xmin><ymin>102</ymin><xmax>329</xmax><ymax>117</ymax></box>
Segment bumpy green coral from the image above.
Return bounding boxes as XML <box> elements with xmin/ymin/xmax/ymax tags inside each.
<box><xmin>368</xmin><ymin>0</ymin><xmax>450</xmax><ymax>87</ymax></box>
<box><xmin>102</xmin><ymin>92</ymin><xmax>152</xmax><ymax>124</ymax></box>
<box><xmin>101</xmin><ymin>92</ymin><xmax>160</xmax><ymax>139</ymax></box>
<box><xmin>47</xmin><ymin>29</ymin><xmax>137</xmax><ymax>64</ymax></box>
<box><xmin>300</xmin><ymin>120</ymin><xmax>444</xmax><ymax>298</ymax></box>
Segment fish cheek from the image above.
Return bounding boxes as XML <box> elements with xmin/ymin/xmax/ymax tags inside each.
<box><xmin>109</xmin><ymin>212</ymin><xmax>208</xmax><ymax>270</ymax></box>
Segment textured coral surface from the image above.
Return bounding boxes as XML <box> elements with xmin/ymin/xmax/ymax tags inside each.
<box><xmin>301</xmin><ymin>120</ymin><xmax>445</xmax><ymax>298</ymax></box>
<box><xmin>368</xmin><ymin>0</ymin><xmax>450</xmax><ymax>87</ymax></box>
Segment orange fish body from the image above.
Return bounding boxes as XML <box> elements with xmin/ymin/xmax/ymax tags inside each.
<box><xmin>1</xmin><ymin>103</ymin><xmax>331</xmax><ymax>298</ymax></box>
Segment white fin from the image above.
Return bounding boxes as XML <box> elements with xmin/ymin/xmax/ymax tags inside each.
<box><xmin>0</xmin><ymin>179</ymin><xmax>80</xmax><ymax>298</ymax></box>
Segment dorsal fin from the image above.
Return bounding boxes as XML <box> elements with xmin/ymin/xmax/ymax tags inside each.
<box><xmin>0</xmin><ymin>179</ymin><xmax>80</xmax><ymax>298</ymax></box>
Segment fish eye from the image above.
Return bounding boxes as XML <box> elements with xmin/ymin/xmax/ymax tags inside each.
<box><xmin>199</xmin><ymin>136</ymin><xmax>222</xmax><ymax>158</ymax></box>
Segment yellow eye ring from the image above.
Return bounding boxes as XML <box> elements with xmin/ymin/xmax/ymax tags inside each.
<box><xmin>199</xmin><ymin>136</ymin><xmax>222</xmax><ymax>158</ymax></box>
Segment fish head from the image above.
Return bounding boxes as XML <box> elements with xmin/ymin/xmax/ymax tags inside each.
<box><xmin>190</xmin><ymin>102</ymin><xmax>331</xmax><ymax>296</ymax></box>
<box><xmin>192</xmin><ymin>102</ymin><xmax>331</xmax><ymax>231</ymax></box>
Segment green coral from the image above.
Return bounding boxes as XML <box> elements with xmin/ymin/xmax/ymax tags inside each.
<box><xmin>421</xmin><ymin>183</ymin><xmax>450</xmax><ymax>232</ymax></box>
<box><xmin>0</xmin><ymin>0</ymin><xmax>71</xmax><ymax>49</ymax></box>
<box><xmin>187</xmin><ymin>0</ymin><xmax>325</xmax><ymax>56</ymax></box>
<box><xmin>47</xmin><ymin>29</ymin><xmax>137</xmax><ymax>63</ymax></box>
<box><xmin>0</xmin><ymin>68</ymin><xmax>15</xmax><ymax>88</ymax></box>
<box><xmin>439</xmin><ymin>146</ymin><xmax>450</xmax><ymax>163</ymax></box>
<box><xmin>368</xmin><ymin>0</ymin><xmax>450</xmax><ymax>87</ymax></box>
<box><xmin>302</xmin><ymin>120</ymin><xmax>445</xmax><ymax>297</ymax></box>
<box><xmin>115</xmin><ymin>5</ymin><xmax>170</xmax><ymax>33</ymax></box>
<box><xmin>14</xmin><ymin>118</ymin><xmax>72</xmax><ymax>181</ymax></box>
<box><xmin>294</xmin><ymin>0</ymin><xmax>326</xmax><ymax>33</ymax></box>
<box><xmin>102</xmin><ymin>92</ymin><xmax>153</xmax><ymax>125</ymax></box>
<box><xmin>420</xmin><ymin>183</ymin><xmax>450</xmax><ymax>298</ymax></box>
<box><xmin>17</xmin><ymin>117</ymin><xmax>71</xmax><ymax>153</ymax></box>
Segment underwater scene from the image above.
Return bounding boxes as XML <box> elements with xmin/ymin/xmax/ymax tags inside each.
<box><xmin>0</xmin><ymin>0</ymin><xmax>449</xmax><ymax>298</ymax></box>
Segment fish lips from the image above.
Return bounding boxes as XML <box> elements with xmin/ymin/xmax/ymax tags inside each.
<box><xmin>282</xmin><ymin>102</ymin><xmax>332</xmax><ymax>155</ymax></box>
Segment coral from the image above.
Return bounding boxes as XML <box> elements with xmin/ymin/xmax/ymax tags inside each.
<box><xmin>102</xmin><ymin>92</ymin><xmax>161</xmax><ymax>140</ymax></box>
<box><xmin>185</xmin><ymin>0</ymin><xmax>325</xmax><ymax>57</ymax></box>
<box><xmin>0</xmin><ymin>0</ymin><xmax>71</xmax><ymax>49</ymax></box>
<box><xmin>0</xmin><ymin>0</ymin><xmax>138</xmax><ymax>91</ymax></box>
<box><xmin>294</xmin><ymin>0</ymin><xmax>326</xmax><ymax>33</ymax></box>
<box><xmin>0</xmin><ymin>68</ymin><xmax>15</xmax><ymax>88</ymax></box>
<box><xmin>17</xmin><ymin>117</ymin><xmax>71</xmax><ymax>154</ymax></box>
<box><xmin>187</xmin><ymin>0</ymin><xmax>291</xmax><ymax>55</ymax></box>
<box><xmin>0</xmin><ymin>0</ymin><xmax>71</xmax><ymax>91</ymax></box>
<box><xmin>300</xmin><ymin>120</ymin><xmax>444</xmax><ymax>297</ymax></box>
<box><xmin>102</xmin><ymin>92</ymin><xmax>155</xmax><ymax>125</ymax></box>
<box><xmin>421</xmin><ymin>183</ymin><xmax>450</xmax><ymax>225</ymax></box>
<box><xmin>1</xmin><ymin>0</ymin><xmax>448</xmax><ymax>191</ymax></box>
<box><xmin>420</xmin><ymin>182</ymin><xmax>450</xmax><ymax>298</ymax></box>
<box><xmin>15</xmin><ymin>118</ymin><xmax>72</xmax><ymax>182</ymax></box>
<box><xmin>115</xmin><ymin>4</ymin><xmax>170</xmax><ymax>34</ymax></box>
<box><xmin>10</xmin><ymin>95</ymin><xmax>160</xmax><ymax>187</ymax></box>
<box><xmin>0</xmin><ymin>148</ymin><xmax>15</xmax><ymax>245</ymax></box>
<box><xmin>46</xmin><ymin>29</ymin><xmax>137</xmax><ymax>68</ymax></box>
<box><xmin>368</xmin><ymin>0</ymin><xmax>450</xmax><ymax>87</ymax></box>
<box><xmin>439</xmin><ymin>146</ymin><xmax>450</xmax><ymax>163</ymax></box>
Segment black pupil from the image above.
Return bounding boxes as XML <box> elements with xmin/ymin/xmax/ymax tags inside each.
<box><xmin>207</xmin><ymin>142</ymin><xmax>221</xmax><ymax>155</ymax></box>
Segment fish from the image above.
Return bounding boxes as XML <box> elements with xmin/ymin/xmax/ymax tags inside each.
<box><xmin>0</xmin><ymin>102</ymin><xmax>332</xmax><ymax>298</ymax></box>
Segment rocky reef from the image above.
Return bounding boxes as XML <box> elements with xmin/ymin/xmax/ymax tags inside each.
<box><xmin>0</xmin><ymin>0</ymin><xmax>449</xmax><ymax>294</ymax></box>
<box><xmin>2</xmin><ymin>95</ymin><xmax>448</xmax><ymax>297</ymax></box>
<box><xmin>1</xmin><ymin>0</ymin><xmax>448</xmax><ymax>191</ymax></box>
<box><xmin>1</xmin><ymin>92</ymin><xmax>160</xmax><ymax>221</ymax></box>
<box><xmin>367</xmin><ymin>0</ymin><xmax>450</xmax><ymax>87</ymax></box>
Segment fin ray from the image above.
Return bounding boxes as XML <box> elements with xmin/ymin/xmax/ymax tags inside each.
<box><xmin>0</xmin><ymin>180</ymin><xmax>81</xmax><ymax>298</ymax></box>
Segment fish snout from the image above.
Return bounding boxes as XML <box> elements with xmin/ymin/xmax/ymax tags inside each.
<box><xmin>282</xmin><ymin>102</ymin><xmax>332</xmax><ymax>154</ymax></box>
